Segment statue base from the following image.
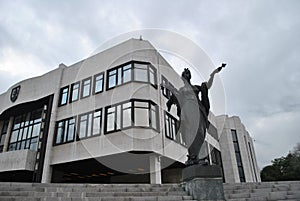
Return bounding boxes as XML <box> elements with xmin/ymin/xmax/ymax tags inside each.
<box><xmin>182</xmin><ymin>164</ymin><xmax>225</xmax><ymax>201</ymax></box>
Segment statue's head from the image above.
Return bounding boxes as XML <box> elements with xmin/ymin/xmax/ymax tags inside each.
<box><xmin>181</xmin><ymin>68</ymin><xmax>191</xmax><ymax>82</ymax></box>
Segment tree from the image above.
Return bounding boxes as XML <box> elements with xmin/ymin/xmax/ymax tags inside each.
<box><xmin>261</xmin><ymin>143</ymin><xmax>300</xmax><ymax>181</ymax></box>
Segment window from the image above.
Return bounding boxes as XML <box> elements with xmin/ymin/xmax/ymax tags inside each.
<box><xmin>93</xmin><ymin>73</ymin><xmax>104</xmax><ymax>94</ymax></box>
<box><xmin>164</xmin><ymin>112</ymin><xmax>178</xmax><ymax>140</ymax></box>
<box><xmin>164</xmin><ymin>111</ymin><xmax>185</xmax><ymax>145</ymax></box>
<box><xmin>161</xmin><ymin>76</ymin><xmax>169</xmax><ymax>98</ymax></box>
<box><xmin>0</xmin><ymin>120</ymin><xmax>9</xmax><ymax>152</ymax></box>
<box><xmin>70</xmin><ymin>82</ymin><xmax>80</xmax><ymax>103</ymax></box>
<box><xmin>8</xmin><ymin>109</ymin><xmax>43</xmax><ymax>151</ymax></box>
<box><xmin>81</xmin><ymin>77</ymin><xmax>92</xmax><ymax>98</ymax></box>
<box><xmin>54</xmin><ymin>117</ymin><xmax>76</xmax><ymax>145</ymax></box>
<box><xmin>59</xmin><ymin>86</ymin><xmax>69</xmax><ymax>106</ymax></box>
<box><xmin>78</xmin><ymin>109</ymin><xmax>102</xmax><ymax>140</ymax></box>
<box><xmin>133</xmin><ymin>62</ymin><xmax>157</xmax><ymax>86</ymax></box>
<box><xmin>231</xmin><ymin>129</ymin><xmax>246</xmax><ymax>182</ymax></box>
<box><xmin>106</xmin><ymin>61</ymin><xmax>157</xmax><ymax>90</ymax></box>
<box><xmin>104</xmin><ymin>100</ymin><xmax>158</xmax><ymax>134</ymax></box>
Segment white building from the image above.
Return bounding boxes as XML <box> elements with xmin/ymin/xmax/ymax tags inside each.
<box><xmin>0</xmin><ymin>38</ymin><xmax>260</xmax><ymax>184</ymax></box>
<box><xmin>216</xmin><ymin>115</ymin><xmax>261</xmax><ymax>183</ymax></box>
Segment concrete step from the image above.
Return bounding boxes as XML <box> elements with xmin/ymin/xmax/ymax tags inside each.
<box><xmin>224</xmin><ymin>181</ymin><xmax>300</xmax><ymax>201</ymax></box>
<box><xmin>0</xmin><ymin>191</ymin><xmax>189</xmax><ymax>197</ymax></box>
<box><xmin>0</xmin><ymin>196</ymin><xmax>195</xmax><ymax>201</ymax></box>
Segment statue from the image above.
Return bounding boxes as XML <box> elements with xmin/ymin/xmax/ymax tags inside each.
<box><xmin>166</xmin><ymin>63</ymin><xmax>226</xmax><ymax>166</ymax></box>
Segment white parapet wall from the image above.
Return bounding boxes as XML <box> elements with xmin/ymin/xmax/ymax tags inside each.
<box><xmin>0</xmin><ymin>149</ymin><xmax>36</xmax><ymax>172</ymax></box>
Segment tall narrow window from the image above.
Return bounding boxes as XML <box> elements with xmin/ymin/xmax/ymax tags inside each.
<box><xmin>70</xmin><ymin>82</ymin><xmax>80</xmax><ymax>102</ymax></box>
<box><xmin>231</xmin><ymin>129</ymin><xmax>246</xmax><ymax>182</ymax></box>
<box><xmin>0</xmin><ymin>120</ymin><xmax>9</xmax><ymax>152</ymax></box>
<box><xmin>123</xmin><ymin>64</ymin><xmax>132</xmax><ymax>83</ymax></box>
<box><xmin>108</xmin><ymin>69</ymin><xmax>117</xmax><ymax>89</ymax></box>
<box><xmin>59</xmin><ymin>86</ymin><xmax>69</xmax><ymax>106</ymax></box>
<box><xmin>92</xmin><ymin>109</ymin><xmax>102</xmax><ymax>135</ymax></box>
<box><xmin>106</xmin><ymin>107</ymin><xmax>116</xmax><ymax>132</ymax></box>
<box><xmin>81</xmin><ymin>77</ymin><xmax>91</xmax><ymax>98</ymax></box>
<box><xmin>94</xmin><ymin>73</ymin><xmax>104</xmax><ymax>94</ymax></box>
<box><xmin>122</xmin><ymin>102</ymin><xmax>132</xmax><ymax>128</ymax></box>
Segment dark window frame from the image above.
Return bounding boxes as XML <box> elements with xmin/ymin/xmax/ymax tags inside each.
<box><xmin>93</xmin><ymin>72</ymin><xmax>105</xmax><ymax>95</ymax></box>
<box><xmin>77</xmin><ymin>109</ymin><xmax>102</xmax><ymax>140</ymax></box>
<box><xmin>8</xmin><ymin>109</ymin><xmax>43</xmax><ymax>151</ymax></box>
<box><xmin>69</xmin><ymin>82</ymin><xmax>80</xmax><ymax>103</ymax></box>
<box><xmin>81</xmin><ymin>77</ymin><xmax>92</xmax><ymax>99</ymax></box>
<box><xmin>106</xmin><ymin>61</ymin><xmax>158</xmax><ymax>91</ymax></box>
<box><xmin>231</xmin><ymin>129</ymin><xmax>246</xmax><ymax>182</ymax></box>
<box><xmin>58</xmin><ymin>86</ymin><xmax>69</xmax><ymax>106</ymax></box>
<box><xmin>104</xmin><ymin>99</ymin><xmax>159</xmax><ymax>134</ymax></box>
<box><xmin>53</xmin><ymin>117</ymin><xmax>76</xmax><ymax>146</ymax></box>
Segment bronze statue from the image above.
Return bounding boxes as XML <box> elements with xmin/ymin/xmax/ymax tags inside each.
<box><xmin>166</xmin><ymin>63</ymin><xmax>226</xmax><ymax>166</ymax></box>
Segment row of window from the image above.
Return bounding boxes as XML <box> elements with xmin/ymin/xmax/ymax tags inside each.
<box><xmin>8</xmin><ymin>109</ymin><xmax>43</xmax><ymax>152</ymax></box>
<box><xmin>59</xmin><ymin>61</ymin><xmax>157</xmax><ymax>107</ymax></box>
<box><xmin>54</xmin><ymin>99</ymin><xmax>159</xmax><ymax>146</ymax></box>
<box><xmin>59</xmin><ymin>72</ymin><xmax>104</xmax><ymax>106</ymax></box>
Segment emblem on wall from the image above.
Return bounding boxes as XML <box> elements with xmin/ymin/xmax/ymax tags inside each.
<box><xmin>10</xmin><ymin>85</ymin><xmax>21</xmax><ymax>102</ymax></box>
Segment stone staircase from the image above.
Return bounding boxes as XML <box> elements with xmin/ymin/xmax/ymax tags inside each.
<box><xmin>0</xmin><ymin>183</ymin><xmax>197</xmax><ymax>201</ymax></box>
<box><xmin>224</xmin><ymin>181</ymin><xmax>300</xmax><ymax>201</ymax></box>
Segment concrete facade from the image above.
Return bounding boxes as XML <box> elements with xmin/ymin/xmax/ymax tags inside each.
<box><xmin>216</xmin><ymin>115</ymin><xmax>261</xmax><ymax>183</ymax></box>
<box><xmin>0</xmin><ymin>38</ymin><xmax>259</xmax><ymax>184</ymax></box>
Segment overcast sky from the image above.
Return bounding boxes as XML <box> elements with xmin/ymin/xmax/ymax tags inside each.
<box><xmin>0</xmin><ymin>0</ymin><xmax>299</xmax><ymax>169</ymax></box>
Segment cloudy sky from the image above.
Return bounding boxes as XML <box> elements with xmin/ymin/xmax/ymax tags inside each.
<box><xmin>0</xmin><ymin>0</ymin><xmax>299</xmax><ymax>169</ymax></box>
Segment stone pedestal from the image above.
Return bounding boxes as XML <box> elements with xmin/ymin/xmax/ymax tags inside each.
<box><xmin>182</xmin><ymin>165</ymin><xmax>225</xmax><ymax>201</ymax></box>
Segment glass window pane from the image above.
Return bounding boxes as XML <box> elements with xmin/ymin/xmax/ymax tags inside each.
<box><xmin>116</xmin><ymin>105</ymin><xmax>121</xmax><ymax>130</ymax></box>
<box><xmin>108</xmin><ymin>70</ymin><xmax>117</xmax><ymax>88</ymax></box>
<box><xmin>134</xmin><ymin>64</ymin><xmax>148</xmax><ymax>82</ymax></box>
<box><xmin>122</xmin><ymin>102</ymin><xmax>132</xmax><ymax>128</ymax></box>
<box><xmin>30</xmin><ymin>137</ymin><xmax>38</xmax><ymax>151</ymax></box>
<box><xmin>165</xmin><ymin>115</ymin><xmax>170</xmax><ymax>138</ymax></box>
<box><xmin>151</xmin><ymin>105</ymin><xmax>157</xmax><ymax>129</ymax></box>
<box><xmin>123</xmin><ymin>65</ymin><xmax>132</xmax><ymax>83</ymax></box>
<box><xmin>87</xmin><ymin>113</ymin><xmax>92</xmax><ymax>137</ymax></box>
<box><xmin>79</xmin><ymin>115</ymin><xmax>87</xmax><ymax>138</ymax></box>
<box><xmin>56</xmin><ymin>122</ymin><xmax>64</xmax><ymax>144</ymax></box>
<box><xmin>71</xmin><ymin>83</ymin><xmax>79</xmax><ymax>101</ymax></box>
<box><xmin>149</xmin><ymin>67</ymin><xmax>155</xmax><ymax>85</ymax></box>
<box><xmin>22</xmin><ymin>127</ymin><xmax>28</xmax><ymax>140</ymax></box>
<box><xmin>95</xmin><ymin>74</ymin><xmax>103</xmax><ymax>93</ymax></box>
<box><xmin>32</xmin><ymin>124</ymin><xmax>41</xmax><ymax>137</ymax></box>
<box><xmin>68</xmin><ymin>120</ymin><xmax>75</xmax><ymax>141</ymax></box>
<box><xmin>107</xmin><ymin>107</ymin><xmax>115</xmax><ymax>132</ymax></box>
<box><xmin>134</xmin><ymin>108</ymin><xmax>149</xmax><ymax>127</ymax></box>
<box><xmin>60</xmin><ymin>87</ymin><xmax>69</xmax><ymax>105</ymax></box>
<box><xmin>10</xmin><ymin>131</ymin><xmax>19</xmax><ymax>143</ymax></box>
<box><xmin>82</xmin><ymin>79</ymin><xmax>91</xmax><ymax>97</ymax></box>
<box><xmin>117</xmin><ymin>68</ymin><xmax>122</xmax><ymax>85</ymax></box>
<box><xmin>93</xmin><ymin>110</ymin><xmax>101</xmax><ymax>135</ymax></box>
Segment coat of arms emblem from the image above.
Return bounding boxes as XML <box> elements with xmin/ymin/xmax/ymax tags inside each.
<box><xmin>10</xmin><ymin>85</ymin><xmax>21</xmax><ymax>102</ymax></box>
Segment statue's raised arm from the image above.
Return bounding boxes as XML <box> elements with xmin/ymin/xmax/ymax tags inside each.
<box><xmin>206</xmin><ymin>63</ymin><xmax>226</xmax><ymax>89</ymax></box>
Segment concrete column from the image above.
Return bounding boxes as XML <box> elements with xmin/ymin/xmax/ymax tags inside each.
<box><xmin>3</xmin><ymin>117</ymin><xmax>14</xmax><ymax>152</ymax></box>
<box><xmin>41</xmin><ymin>67</ymin><xmax>64</xmax><ymax>183</ymax></box>
<box><xmin>149</xmin><ymin>154</ymin><xmax>161</xmax><ymax>184</ymax></box>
